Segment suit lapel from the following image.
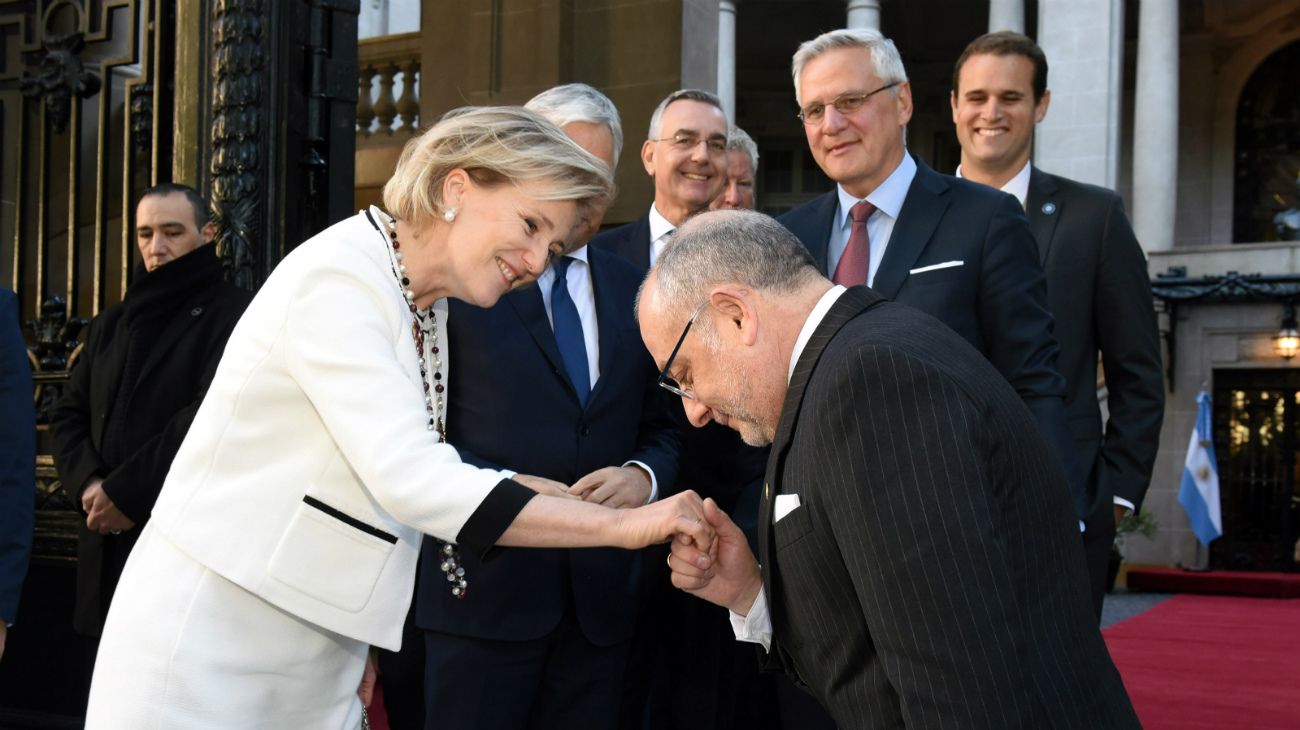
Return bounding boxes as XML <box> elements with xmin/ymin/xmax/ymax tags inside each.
<box><xmin>786</xmin><ymin>191</ymin><xmax>838</xmax><ymax>274</ymax></box>
<box><xmin>758</xmin><ymin>286</ymin><xmax>883</xmax><ymax>591</ymax></box>
<box><xmin>871</xmin><ymin>159</ymin><xmax>949</xmax><ymax>299</ymax></box>
<box><xmin>505</xmin><ymin>286</ymin><xmax>573</xmax><ymax>397</ymax></box>
<box><xmin>631</xmin><ymin>215</ymin><xmax>652</xmax><ymax>271</ymax></box>
<box><xmin>607</xmin><ymin>215</ymin><xmax>651</xmax><ymax>272</ymax></box>
<box><xmin>587</xmin><ymin>255</ymin><xmax>622</xmax><ymax>406</ymax></box>
<box><xmin>1025</xmin><ymin>167</ymin><xmax>1061</xmax><ymax>264</ymax></box>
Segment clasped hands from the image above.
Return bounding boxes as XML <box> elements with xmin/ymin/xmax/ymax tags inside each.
<box><xmin>81</xmin><ymin>478</ymin><xmax>135</xmax><ymax>535</ymax></box>
<box><xmin>666</xmin><ymin>498</ymin><xmax>763</xmax><ymax>617</ymax></box>
<box><xmin>515</xmin><ymin>467</ymin><xmax>719</xmax><ymax>560</ymax></box>
<box><xmin>514</xmin><ymin>465</ymin><xmax>652</xmax><ymax>509</ymax></box>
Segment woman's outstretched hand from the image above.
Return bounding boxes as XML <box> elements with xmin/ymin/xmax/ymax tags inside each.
<box><xmin>614</xmin><ymin>489</ymin><xmax>714</xmax><ymax>554</ymax></box>
<box><xmin>514</xmin><ymin>474</ymin><xmax>578</xmax><ymax>500</ymax></box>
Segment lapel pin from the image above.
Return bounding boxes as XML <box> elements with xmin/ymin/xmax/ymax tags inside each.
<box><xmin>1041</xmin><ymin>202</ymin><xmax>1057</xmax><ymax>216</ymax></box>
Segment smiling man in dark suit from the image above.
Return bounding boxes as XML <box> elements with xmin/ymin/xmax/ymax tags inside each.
<box><xmin>647</xmin><ymin>209</ymin><xmax>1140</xmax><ymax>729</ymax></box>
<box><xmin>776</xmin><ymin>29</ymin><xmax>1086</xmax><ymax>523</ymax></box>
<box><xmin>592</xmin><ymin>89</ymin><xmax>772</xmax><ymax>729</ymax></box>
<box><xmin>414</xmin><ymin>84</ymin><xmax>681</xmax><ymax>730</ymax></box>
<box><xmin>951</xmin><ymin>31</ymin><xmax>1165</xmax><ymax>617</ymax></box>
<box><xmin>591</xmin><ymin>88</ymin><xmax>729</xmax><ymax>271</ymax></box>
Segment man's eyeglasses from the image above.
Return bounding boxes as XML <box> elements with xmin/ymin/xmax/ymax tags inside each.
<box><xmin>651</xmin><ymin>132</ymin><xmax>728</xmax><ymax>155</ymax></box>
<box><xmin>656</xmin><ymin>301</ymin><xmax>709</xmax><ymax>400</ymax></box>
<box><xmin>797</xmin><ymin>82</ymin><xmax>901</xmax><ymax>125</ymax></box>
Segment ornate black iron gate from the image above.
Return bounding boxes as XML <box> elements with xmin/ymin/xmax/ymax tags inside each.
<box><xmin>1211</xmin><ymin>369</ymin><xmax>1300</xmax><ymax>572</ymax></box>
<box><xmin>0</xmin><ymin>1</ymin><xmax>357</xmax><ymax>724</ymax></box>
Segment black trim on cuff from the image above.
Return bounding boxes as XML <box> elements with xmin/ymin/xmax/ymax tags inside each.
<box><xmin>456</xmin><ymin>478</ymin><xmax>537</xmax><ymax>560</ymax></box>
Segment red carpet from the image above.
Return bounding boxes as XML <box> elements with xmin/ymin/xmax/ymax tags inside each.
<box><xmin>1103</xmin><ymin>594</ymin><xmax>1300</xmax><ymax>730</ymax></box>
<box><xmin>367</xmin><ymin>682</ymin><xmax>391</xmax><ymax>730</ymax></box>
<box><xmin>1126</xmin><ymin>567</ymin><xmax>1300</xmax><ymax>598</ymax></box>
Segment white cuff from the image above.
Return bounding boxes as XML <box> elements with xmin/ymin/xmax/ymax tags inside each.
<box><xmin>623</xmin><ymin>460</ymin><xmax>658</xmax><ymax>503</ymax></box>
<box><xmin>728</xmin><ymin>586</ymin><xmax>772</xmax><ymax>652</ymax></box>
<box><xmin>1113</xmin><ymin>497</ymin><xmax>1136</xmax><ymax>512</ymax></box>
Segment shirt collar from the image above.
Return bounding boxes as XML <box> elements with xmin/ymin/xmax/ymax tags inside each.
<box><xmin>539</xmin><ymin>244</ymin><xmax>589</xmax><ymax>287</ymax></box>
<box><xmin>836</xmin><ymin>152</ymin><xmax>917</xmax><ymax>229</ymax></box>
<box><xmin>788</xmin><ymin>285</ymin><xmax>847</xmax><ymax>383</ymax></box>
<box><xmin>955</xmin><ymin>159</ymin><xmax>1032</xmax><ymax>209</ymax></box>
<box><xmin>648</xmin><ymin>203</ymin><xmax>676</xmax><ymax>243</ymax></box>
<box><xmin>565</xmin><ymin>244</ymin><xmax>590</xmax><ymax>265</ymax></box>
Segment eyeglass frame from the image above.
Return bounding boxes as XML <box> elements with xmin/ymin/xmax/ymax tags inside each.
<box><xmin>656</xmin><ymin>300</ymin><xmax>710</xmax><ymax>400</ymax></box>
<box><xmin>649</xmin><ymin>131</ymin><xmax>729</xmax><ymax>155</ymax></box>
<box><xmin>796</xmin><ymin>81</ymin><xmax>902</xmax><ymax>125</ymax></box>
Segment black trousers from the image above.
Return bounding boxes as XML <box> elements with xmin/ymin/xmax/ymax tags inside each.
<box><xmin>423</xmin><ymin>608</ymin><xmax>629</xmax><ymax>730</ymax></box>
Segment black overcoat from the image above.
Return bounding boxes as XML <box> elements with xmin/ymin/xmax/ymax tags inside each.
<box><xmin>50</xmin><ymin>244</ymin><xmax>251</xmax><ymax>635</ymax></box>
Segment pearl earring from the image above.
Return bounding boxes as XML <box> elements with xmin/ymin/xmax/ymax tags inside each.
<box><xmin>443</xmin><ymin>208</ymin><xmax>457</xmax><ymax>223</ymax></box>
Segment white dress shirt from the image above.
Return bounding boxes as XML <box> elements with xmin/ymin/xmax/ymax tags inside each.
<box><xmin>647</xmin><ymin>204</ymin><xmax>677</xmax><ymax>268</ymax></box>
<box><xmin>535</xmin><ymin>244</ymin><xmax>659</xmax><ymax>502</ymax></box>
<box><xmin>827</xmin><ymin>153</ymin><xmax>917</xmax><ymax>286</ymax></box>
<box><xmin>730</xmin><ymin>285</ymin><xmax>847</xmax><ymax>651</ymax></box>
<box><xmin>537</xmin><ymin>246</ymin><xmax>600</xmax><ymax>388</ymax></box>
<box><xmin>955</xmin><ymin>159</ymin><xmax>1032</xmax><ymax>209</ymax></box>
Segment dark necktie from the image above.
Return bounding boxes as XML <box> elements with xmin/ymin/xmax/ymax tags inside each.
<box><xmin>832</xmin><ymin>200</ymin><xmax>876</xmax><ymax>286</ymax></box>
<box><xmin>550</xmin><ymin>256</ymin><xmax>590</xmax><ymax>407</ymax></box>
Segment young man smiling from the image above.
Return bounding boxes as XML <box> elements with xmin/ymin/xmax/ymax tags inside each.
<box><xmin>951</xmin><ymin>31</ymin><xmax>1165</xmax><ymax>619</ymax></box>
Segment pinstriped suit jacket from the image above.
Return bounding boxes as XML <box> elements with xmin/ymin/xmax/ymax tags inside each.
<box><xmin>758</xmin><ymin>286</ymin><xmax>1138</xmax><ymax>729</ymax></box>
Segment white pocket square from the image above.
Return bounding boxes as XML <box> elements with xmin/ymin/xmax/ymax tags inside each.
<box><xmin>774</xmin><ymin>494</ymin><xmax>801</xmax><ymax>522</ymax></box>
<box><xmin>909</xmin><ymin>260</ymin><xmax>964</xmax><ymax>274</ymax></box>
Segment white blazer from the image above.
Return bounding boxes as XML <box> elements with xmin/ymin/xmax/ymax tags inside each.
<box><xmin>150</xmin><ymin>208</ymin><xmax>524</xmax><ymax>650</ymax></box>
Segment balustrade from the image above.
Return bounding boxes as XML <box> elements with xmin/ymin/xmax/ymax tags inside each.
<box><xmin>358</xmin><ymin>32</ymin><xmax>421</xmax><ymax>138</ymax></box>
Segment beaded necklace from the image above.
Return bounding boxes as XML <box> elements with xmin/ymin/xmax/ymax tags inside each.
<box><xmin>382</xmin><ymin>212</ymin><xmax>467</xmax><ymax>599</ymax></box>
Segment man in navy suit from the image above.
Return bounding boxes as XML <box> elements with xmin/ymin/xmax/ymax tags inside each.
<box><xmin>951</xmin><ymin>32</ymin><xmax>1164</xmax><ymax>617</ymax></box>
<box><xmin>591</xmin><ymin>90</ymin><xmax>773</xmax><ymax>729</ymax></box>
<box><xmin>776</xmin><ymin>29</ymin><xmax>1083</xmax><ymax>522</ymax></box>
<box><xmin>0</xmin><ymin>288</ymin><xmax>34</xmax><ymax>662</ymax></box>
<box><xmin>414</xmin><ymin>84</ymin><xmax>680</xmax><ymax>730</ymax></box>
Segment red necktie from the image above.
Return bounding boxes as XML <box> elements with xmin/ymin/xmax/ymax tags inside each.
<box><xmin>832</xmin><ymin>201</ymin><xmax>875</xmax><ymax>286</ymax></box>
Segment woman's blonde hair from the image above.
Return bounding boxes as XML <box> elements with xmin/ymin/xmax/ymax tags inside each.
<box><xmin>383</xmin><ymin>106</ymin><xmax>614</xmax><ymax>229</ymax></box>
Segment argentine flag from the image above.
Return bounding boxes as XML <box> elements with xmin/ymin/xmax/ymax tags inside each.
<box><xmin>1178</xmin><ymin>391</ymin><xmax>1222</xmax><ymax>547</ymax></box>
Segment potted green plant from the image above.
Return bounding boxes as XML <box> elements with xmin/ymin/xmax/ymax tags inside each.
<box><xmin>1107</xmin><ymin>510</ymin><xmax>1158</xmax><ymax>592</ymax></box>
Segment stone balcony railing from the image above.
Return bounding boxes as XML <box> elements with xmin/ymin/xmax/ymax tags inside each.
<box><xmin>357</xmin><ymin>32</ymin><xmax>420</xmax><ymax>141</ymax></box>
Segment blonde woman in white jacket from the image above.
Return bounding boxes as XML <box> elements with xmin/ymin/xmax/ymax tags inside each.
<box><xmin>85</xmin><ymin>107</ymin><xmax>714</xmax><ymax>729</ymax></box>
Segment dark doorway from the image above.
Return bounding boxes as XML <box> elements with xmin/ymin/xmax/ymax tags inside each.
<box><xmin>1232</xmin><ymin>40</ymin><xmax>1300</xmax><ymax>244</ymax></box>
<box><xmin>1211</xmin><ymin>370</ymin><xmax>1300</xmax><ymax>572</ymax></box>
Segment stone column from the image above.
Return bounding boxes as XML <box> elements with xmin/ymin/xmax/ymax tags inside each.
<box><xmin>1034</xmin><ymin>0</ymin><xmax>1124</xmax><ymax>189</ymax></box>
<box><xmin>1132</xmin><ymin>0</ymin><xmax>1180</xmax><ymax>252</ymax></box>
<box><xmin>718</xmin><ymin>0</ymin><xmax>737</xmax><ymax>122</ymax></box>
<box><xmin>988</xmin><ymin>0</ymin><xmax>1024</xmax><ymax>33</ymax></box>
<box><xmin>846</xmin><ymin>0</ymin><xmax>880</xmax><ymax>30</ymax></box>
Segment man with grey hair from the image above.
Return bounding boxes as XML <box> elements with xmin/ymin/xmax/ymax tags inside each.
<box><xmin>593</xmin><ymin>90</ymin><xmax>772</xmax><ymax>729</ymax></box>
<box><xmin>776</xmin><ymin>29</ymin><xmax>1085</xmax><ymax>528</ymax></box>
<box><xmin>647</xmin><ymin>209</ymin><xmax>1140</xmax><ymax>729</ymax></box>
<box><xmin>408</xmin><ymin>83</ymin><xmax>681</xmax><ymax>730</ymax></box>
<box><xmin>592</xmin><ymin>88</ymin><xmax>728</xmax><ymax>269</ymax></box>
<box><xmin>710</xmin><ymin>125</ymin><xmax>759</xmax><ymax>210</ymax></box>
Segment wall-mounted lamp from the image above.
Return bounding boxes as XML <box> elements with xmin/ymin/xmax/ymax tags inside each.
<box><xmin>1274</xmin><ymin>303</ymin><xmax>1300</xmax><ymax>360</ymax></box>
